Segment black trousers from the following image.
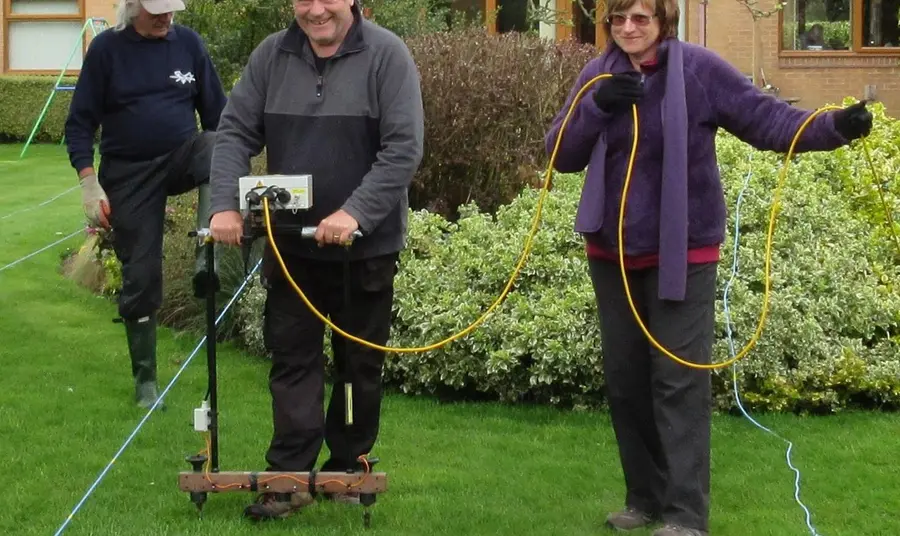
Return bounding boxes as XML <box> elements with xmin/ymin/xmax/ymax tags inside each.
<box><xmin>261</xmin><ymin>249</ymin><xmax>398</xmax><ymax>473</ymax></box>
<box><xmin>588</xmin><ymin>259</ymin><xmax>715</xmax><ymax>532</ymax></box>
<box><xmin>99</xmin><ymin>132</ymin><xmax>215</xmax><ymax>321</ymax></box>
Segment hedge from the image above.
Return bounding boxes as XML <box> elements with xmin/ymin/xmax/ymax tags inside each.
<box><xmin>43</xmin><ymin>18</ymin><xmax>900</xmax><ymax>413</ymax></box>
<box><xmin>64</xmin><ymin>96</ymin><xmax>900</xmax><ymax>414</ymax></box>
<box><xmin>404</xmin><ymin>29</ymin><xmax>596</xmax><ymax>219</ymax></box>
<box><xmin>233</xmin><ymin>101</ymin><xmax>900</xmax><ymax>415</ymax></box>
<box><xmin>0</xmin><ymin>76</ymin><xmax>77</xmax><ymax>143</ymax></box>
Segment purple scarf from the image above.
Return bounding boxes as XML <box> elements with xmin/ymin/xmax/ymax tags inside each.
<box><xmin>595</xmin><ymin>38</ymin><xmax>689</xmax><ymax>301</ymax></box>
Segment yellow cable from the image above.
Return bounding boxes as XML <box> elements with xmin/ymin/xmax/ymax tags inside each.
<box><xmin>260</xmin><ymin>74</ymin><xmax>609</xmax><ymax>354</ymax></box>
<box><xmin>618</xmin><ymin>105</ymin><xmax>843</xmax><ymax>369</ymax></box>
<box><xmin>264</xmin><ymin>194</ymin><xmax>540</xmax><ymax>353</ymax></box>
<box><xmin>262</xmin><ymin>74</ymin><xmax>889</xmax><ymax>368</ymax></box>
<box><xmin>861</xmin><ymin>138</ymin><xmax>900</xmax><ymax>256</ymax></box>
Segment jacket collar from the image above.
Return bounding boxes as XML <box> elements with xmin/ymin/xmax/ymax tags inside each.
<box><xmin>279</xmin><ymin>3</ymin><xmax>366</xmax><ymax>61</ymax></box>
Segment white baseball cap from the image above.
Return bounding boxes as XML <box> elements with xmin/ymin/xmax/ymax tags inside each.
<box><xmin>140</xmin><ymin>0</ymin><xmax>186</xmax><ymax>14</ymax></box>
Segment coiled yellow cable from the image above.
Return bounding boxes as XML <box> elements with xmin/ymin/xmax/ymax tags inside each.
<box><xmin>619</xmin><ymin>99</ymin><xmax>841</xmax><ymax>369</ymax></box>
<box><xmin>263</xmin><ymin>72</ymin><xmax>890</xmax><ymax>369</ymax></box>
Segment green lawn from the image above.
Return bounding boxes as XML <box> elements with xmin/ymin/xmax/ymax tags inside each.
<box><xmin>1</xmin><ymin>143</ymin><xmax>898</xmax><ymax>536</ymax></box>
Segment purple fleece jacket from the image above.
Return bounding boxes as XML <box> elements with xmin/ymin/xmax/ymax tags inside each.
<box><xmin>545</xmin><ymin>38</ymin><xmax>850</xmax><ymax>300</ymax></box>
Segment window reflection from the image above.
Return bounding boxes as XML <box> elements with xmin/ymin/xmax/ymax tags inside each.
<box><xmin>781</xmin><ymin>0</ymin><xmax>851</xmax><ymax>51</ymax></box>
<box><xmin>781</xmin><ymin>0</ymin><xmax>900</xmax><ymax>50</ymax></box>
<box><xmin>863</xmin><ymin>0</ymin><xmax>900</xmax><ymax>47</ymax></box>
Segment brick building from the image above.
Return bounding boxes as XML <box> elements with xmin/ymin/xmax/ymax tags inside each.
<box><xmin>3</xmin><ymin>0</ymin><xmax>897</xmax><ymax>112</ymax></box>
<box><xmin>469</xmin><ymin>0</ymin><xmax>900</xmax><ymax>113</ymax></box>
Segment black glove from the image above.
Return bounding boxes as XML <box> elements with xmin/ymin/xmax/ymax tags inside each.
<box><xmin>592</xmin><ymin>72</ymin><xmax>644</xmax><ymax>114</ymax></box>
<box><xmin>833</xmin><ymin>100</ymin><xmax>873</xmax><ymax>140</ymax></box>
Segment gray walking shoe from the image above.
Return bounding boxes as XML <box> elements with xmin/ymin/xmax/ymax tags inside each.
<box><xmin>243</xmin><ymin>491</ymin><xmax>314</xmax><ymax>521</ymax></box>
<box><xmin>652</xmin><ymin>524</ymin><xmax>708</xmax><ymax>536</ymax></box>
<box><xmin>605</xmin><ymin>507</ymin><xmax>657</xmax><ymax>531</ymax></box>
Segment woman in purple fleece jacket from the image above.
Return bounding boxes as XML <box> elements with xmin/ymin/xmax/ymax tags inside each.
<box><xmin>544</xmin><ymin>1</ymin><xmax>872</xmax><ymax>535</ymax></box>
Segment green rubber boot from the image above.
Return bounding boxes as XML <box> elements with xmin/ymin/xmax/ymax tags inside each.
<box><xmin>192</xmin><ymin>183</ymin><xmax>221</xmax><ymax>299</ymax></box>
<box><xmin>125</xmin><ymin>314</ymin><xmax>164</xmax><ymax>410</ymax></box>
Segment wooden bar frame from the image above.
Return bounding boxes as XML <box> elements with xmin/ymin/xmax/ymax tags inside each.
<box><xmin>777</xmin><ymin>0</ymin><xmax>900</xmax><ymax>57</ymax></box>
<box><xmin>3</xmin><ymin>0</ymin><xmax>87</xmax><ymax>75</ymax></box>
<box><xmin>556</xmin><ymin>0</ymin><xmax>573</xmax><ymax>41</ymax></box>
<box><xmin>595</xmin><ymin>0</ymin><xmax>609</xmax><ymax>47</ymax></box>
<box><xmin>179</xmin><ymin>470</ymin><xmax>388</xmax><ymax>494</ymax></box>
<box><xmin>485</xmin><ymin>0</ymin><xmax>498</xmax><ymax>33</ymax></box>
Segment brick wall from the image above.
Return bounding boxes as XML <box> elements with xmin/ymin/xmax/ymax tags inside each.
<box><xmin>87</xmin><ymin>0</ymin><xmax>119</xmax><ymax>33</ymax></box>
<box><xmin>698</xmin><ymin>0</ymin><xmax>900</xmax><ymax>114</ymax></box>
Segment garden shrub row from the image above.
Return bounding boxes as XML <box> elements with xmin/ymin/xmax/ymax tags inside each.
<box><xmin>233</xmin><ymin>101</ymin><xmax>900</xmax><ymax>414</ymax></box>
<box><xmin>404</xmin><ymin>28</ymin><xmax>596</xmax><ymax>219</ymax></box>
<box><xmin>0</xmin><ymin>76</ymin><xmax>76</xmax><ymax>143</ymax></box>
<box><xmin>46</xmin><ymin>22</ymin><xmax>900</xmax><ymax>413</ymax></box>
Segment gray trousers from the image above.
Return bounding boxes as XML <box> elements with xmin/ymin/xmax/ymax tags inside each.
<box><xmin>588</xmin><ymin>259</ymin><xmax>715</xmax><ymax>532</ymax></box>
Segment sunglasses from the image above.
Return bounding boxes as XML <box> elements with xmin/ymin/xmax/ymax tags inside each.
<box><xmin>607</xmin><ymin>13</ymin><xmax>656</xmax><ymax>26</ymax></box>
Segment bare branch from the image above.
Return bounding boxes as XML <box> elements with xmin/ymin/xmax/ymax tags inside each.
<box><xmin>735</xmin><ymin>0</ymin><xmax>787</xmax><ymax>20</ymax></box>
<box><xmin>525</xmin><ymin>0</ymin><xmax>595</xmax><ymax>27</ymax></box>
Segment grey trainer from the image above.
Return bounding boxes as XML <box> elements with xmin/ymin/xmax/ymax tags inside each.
<box><xmin>652</xmin><ymin>524</ymin><xmax>708</xmax><ymax>536</ymax></box>
<box><xmin>605</xmin><ymin>507</ymin><xmax>657</xmax><ymax>531</ymax></box>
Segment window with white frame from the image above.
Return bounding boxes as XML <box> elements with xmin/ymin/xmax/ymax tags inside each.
<box><xmin>5</xmin><ymin>0</ymin><xmax>86</xmax><ymax>72</ymax></box>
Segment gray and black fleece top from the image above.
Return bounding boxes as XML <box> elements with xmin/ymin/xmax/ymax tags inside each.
<box><xmin>209</xmin><ymin>8</ymin><xmax>424</xmax><ymax>261</ymax></box>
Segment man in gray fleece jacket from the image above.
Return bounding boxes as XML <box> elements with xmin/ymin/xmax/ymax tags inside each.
<box><xmin>208</xmin><ymin>0</ymin><xmax>423</xmax><ymax>520</ymax></box>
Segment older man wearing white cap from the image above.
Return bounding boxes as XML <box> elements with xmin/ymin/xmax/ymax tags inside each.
<box><xmin>124</xmin><ymin>0</ymin><xmax>187</xmax><ymax>37</ymax></box>
<box><xmin>64</xmin><ymin>0</ymin><xmax>227</xmax><ymax>409</ymax></box>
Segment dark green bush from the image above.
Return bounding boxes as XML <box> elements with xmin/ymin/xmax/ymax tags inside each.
<box><xmin>0</xmin><ymin>76</ymin><xmax>77</xmax><ymax>142</ymax></box>
<box><xmin>178</xmin><ymin>0</ymin><xmax>463</xmax><ymax>93</ymax></box>
<box><xmin>367</xmin><ymin>0</ymin><xmax>485</xmax><ymax>36</ymax></box>
<box><xmin>363</xmin><ymin>0</ymin><xmax>457</xmax><ymax>37</ymax></box>
<box><xmin>178</xmin><ymin>0</ymin><xmax>294</xmax><ymax>91</ymax></box>
<box><xmin>155</xmin><ymin>192</ymin><xmax>265</xmax><ymax>336</ymax></box>
<box><xmin>404</xmin><ymin>28</ymin><xmax>597</xmax><ymax>219</ymax></box>
<box><xmin>62</xmin><ymin>190</ymin><xmax>261</xmax><ymax>337</ymax></box>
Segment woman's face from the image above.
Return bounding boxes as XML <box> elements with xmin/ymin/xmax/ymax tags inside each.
<box><xmin>609</xmin><ymin>2</ymin><xmax>661</xmax><ymax>61</ymax></box>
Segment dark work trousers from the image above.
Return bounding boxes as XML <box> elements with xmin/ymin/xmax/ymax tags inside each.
<box><xmin>261</xmin><ymin>249</ymin><xmax>398</xmax><ymax>473</ymax></box>
<box><xmin>98</xmin><ymin>132</ymin><xmax>215</xmax><ymax>321</ymax></box>
<box><xmin>588</xmin><ymin>259</ymin><xmax>715</xmax><ymax>532</ymax></box>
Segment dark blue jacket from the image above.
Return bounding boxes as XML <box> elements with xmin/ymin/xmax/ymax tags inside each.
<box><xmin>65</xmin><ymin>24</ymin><xmax>227</xmax><ymax>173</ymax></box>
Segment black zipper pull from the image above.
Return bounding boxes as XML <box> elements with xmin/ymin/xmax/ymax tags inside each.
<box><xmin>316</xmin><ymin>75</ymin><xmax>323</xmax><ymax>98</ymax></box>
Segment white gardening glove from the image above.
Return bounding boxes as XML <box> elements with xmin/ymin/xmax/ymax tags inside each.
<box><xmin>79</xmin><ymin>172</ymin><xmax>111</xmax><ymax>229</ymax></box>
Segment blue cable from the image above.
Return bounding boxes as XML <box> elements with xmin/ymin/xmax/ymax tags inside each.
<box><xmin>52</xmin><ymin>258</ymin><xmax>262</xmax><ymax>536</ymax></box>
<box><xmin>41</xmin><ymin>155</ymin><xmax>825</xmax><ymax>535</ymax></box>
<box><xmin>0</xmin><ymin>227</ymin><xmax>85</xmax><ymax>273</ymax></box>
<box><xmin>0</xmin><ymin>184</ymin><xmax>79</xmax><ymax>220</ymax></box>
<box><xmin>721</xmin><ymin>153</ymin><xmax>823</xmax><ymax>536</ymax></box>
